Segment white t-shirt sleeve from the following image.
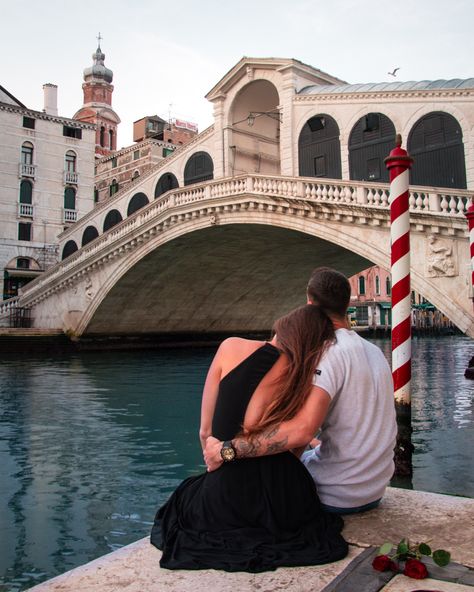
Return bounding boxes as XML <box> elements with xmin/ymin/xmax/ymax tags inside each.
<box><xmin>312</xmin><ymin>347</ymin><xmax>342</xmax><ymax>399</ymax></box>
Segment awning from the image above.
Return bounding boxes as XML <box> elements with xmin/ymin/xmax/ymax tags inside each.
<box><xmin>4</xmin><ymin>268</ymin><xmax>43</xmax><ymax>278</ymax></box>
<box><xmin>379</xmin><ymin>302</ymin><xmax>391</xmax><ymax>309</ymax></box>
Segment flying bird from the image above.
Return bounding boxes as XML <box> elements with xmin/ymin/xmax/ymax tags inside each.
<box><xmin>388</xmin><ymin>67</ymin><xmax>400</xmax><ymax>77</ymax></box>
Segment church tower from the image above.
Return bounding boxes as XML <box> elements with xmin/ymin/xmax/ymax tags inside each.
<box><xmin>74</xmin><ymin>36</ymin><xmax>120</xmax><ymax>157</ymax></box>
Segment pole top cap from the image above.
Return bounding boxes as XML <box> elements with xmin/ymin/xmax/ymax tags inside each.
<box><xmin>385</xmin><ymin>133</ymin><xmax>413</xmax><ymax>169</ymax></box>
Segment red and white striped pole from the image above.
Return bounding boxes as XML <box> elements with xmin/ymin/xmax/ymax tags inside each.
<box><xmin>385</xmin><ymin>134</ymin><xmax>414</xmax><ymax>478</ymax></box>
<box><xmin>465</xmin><ymin>199</ymin><xmax>474</xmax><ymax>307</ymax></box>
<box><xmin>385</xmin><ymin>134</ymin><xmax>414</xmax><ymax>405</ymax></box>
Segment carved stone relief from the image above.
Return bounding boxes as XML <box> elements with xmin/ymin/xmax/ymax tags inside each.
<box><xmin>425</xmin><ymin>234</ymin><xmax>456</xmax><ymax>277</ymax></box>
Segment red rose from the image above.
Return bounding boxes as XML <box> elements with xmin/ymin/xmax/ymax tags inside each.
<box><xmin>403</xmin><ymin>558</ymin><xmax>428</xmax><ymax>579</ymax></box>
<box><xmin>372</xmin><ymin>555</ymin><xmax>391</xmax><ymax>571</ymax></box>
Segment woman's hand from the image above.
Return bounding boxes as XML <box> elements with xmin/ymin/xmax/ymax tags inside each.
<box><xmin>204</xmin><ymin>436</ymin><xmax>224</xmax><ymax>472</ymax></box>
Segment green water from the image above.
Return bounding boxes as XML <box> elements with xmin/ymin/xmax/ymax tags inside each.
<box><xmin>0</xmin><ymin>336</ymin><xmax>473</xmax><ymax>591</ymax></box>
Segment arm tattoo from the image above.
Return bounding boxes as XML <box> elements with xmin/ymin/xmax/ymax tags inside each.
<box><xmin>233</xmin><ymin>424</ymin><xmax>288</xmax><ymax>458</ymax></box>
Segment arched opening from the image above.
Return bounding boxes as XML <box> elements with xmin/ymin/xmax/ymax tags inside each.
<box><xmin>127</xmin><ymin>192</ymin><xmax>149</xmax><ymax>216</ymax></box>
<box><xmin>62</xmin><ymin>240</ymin><xmax>78</xmax><ymax>260</ymax></box>
<box><xmin>228</xmin><ymin>79</ymin><xmax>281</xmax><ymax>175</ymax></box>
<box><xmin>21</xmin><ymin>142</ymin><xmax>34</xmax><ymax>165</ymax></box>
<box><xmin>109</xmin><ymin>129</ymin><xmax>114</xmax><ymax>150</ymax></box>
<box><xmin>155</xmin><ymin>172</ymin><xmax>179</xmax><ymax>198</ymax></box>
<box><xmin>358</xmin><ymin>276</ymin><xmax>366</xmax><ymax>295</ymax></box>
<box><xmin>65</xmin><ymin>150</ymin><xmax>77</xmax><ymax>173</ymax></box>
<box><xmin>64</xmin><ymin>187</ymin><xmax>76</xmax><ymax>210</ymax></box>
<box><xmin>19</xmin><ymin>180</ymin><xmax>33</xmax><ymax>204</ymax></box>
<box><xmin>348</xmin><ymin>113</ymin><xmax>395</xmax><ymax>182</ymax></box>
<box><xmin>82</xmin><ymin>226</ymin><xmax>99</xmax><ymax>246</ymax></box>
<box><xmin>100</xmin><ymin>126</ymin><xmax>105</xmax><ymax>147</ymax></box>
<box><xmin>184</xmin><ymin>152</ymin><xmax>214</xmax><ymax>186</ymax></box>
<box><xmin>110</xmin><ymin>178</ymin><xmax>119</xmax><ymax>197</ymax></box>
<box><xmin>298</xmin><ymin>114</ymin><xmax>341</xmax><ymax>179</ymax></box>
<box><xmin>407</xmin><ymin>112</ymin><xmax>466</xmax><ymax>189</ymax></box>
<box><xmin>103</xmin><ymin>209</ymin><xmax>123</xmax><ymax>232</ymax></box>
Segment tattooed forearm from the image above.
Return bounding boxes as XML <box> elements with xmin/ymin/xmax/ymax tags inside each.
<box><xmin>233</xmin><ymin>424</ymin><xmax>289</xmax><ymax>458</ymax></box>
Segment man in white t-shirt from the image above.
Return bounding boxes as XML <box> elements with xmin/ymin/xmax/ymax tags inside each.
<box><xmin>204</xmin><ymin>267</ymin><xmax>397</xmax><ymax>514</ymax></box>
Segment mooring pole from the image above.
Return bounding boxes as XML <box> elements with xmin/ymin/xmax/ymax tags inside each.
<box><xmin>385</xmin><ymin>134</ymin><xmax>414</xmax><ymax>477</ymax></box>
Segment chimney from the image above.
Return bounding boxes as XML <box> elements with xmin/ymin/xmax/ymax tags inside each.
<box><xmin>43</xmin><ymin>83</ymin><xmax>58</xmax><ymax>116</ymax></box>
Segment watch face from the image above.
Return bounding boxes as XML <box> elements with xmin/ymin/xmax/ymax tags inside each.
<box><xmin>221</xmin><ymin>445</ymin><xmax>235</xmax><ymax>462</ymax></box>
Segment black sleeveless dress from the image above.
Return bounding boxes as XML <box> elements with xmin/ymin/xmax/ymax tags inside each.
<box><xmin>150</xmin><ymin>343</ymin><xmax>348</xmax><ymax>572</ymax></box>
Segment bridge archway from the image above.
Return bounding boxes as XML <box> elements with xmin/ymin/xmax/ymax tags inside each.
<box><xmin>127</xmin><ymin>192</ymin><xmax>149</xmax><ymax>216</ymax></box>
<box><xmin>155</xmin><ymin>173</ymin><xmax>179</xmax><ymax>198</ymax></box>
<box><xmin>103</xmin><ymin>209</ymin><xmax>123</xmax><ymax>232</ymax></box>
<box><xmin>298</xmin><ymin>114</ymin><xmax>342</xmax><ymax>179</ymax></box>
<box><xmin>349</xmin><ymin>113</ymin><xmax>396</xmax><ymax>182</ymax></box>
<box><xmin>229</xmin><ymin>79</ymin><xmax>281</xmax><ymax>176</ymax></box>
<box><xmin>62</xmin><ymin>240</ymin><xmax>78</xmax><ymax>260</ymax></box>
<box><xmin>408</xmin><ymin>111</ymin><xmax>466</xmax><ymax>188</ymax></box>
<box><xmin>82</xmin><ymin>226</ymin><xmax>99</xmax><ymax>247</ymax></box>
<box><xmin>184</xmin><ymin>152</ymin><xmax>214</xmax><ymax>186</ymax></box>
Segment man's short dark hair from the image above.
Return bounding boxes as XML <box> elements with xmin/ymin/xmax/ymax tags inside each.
<box><xmin>307</xmin><ymin>267</ymin><xmax>351</xmax><ymax>317</ymax></box>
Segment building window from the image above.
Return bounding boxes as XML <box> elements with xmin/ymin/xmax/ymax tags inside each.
<box><xmin>132</xmin><ymin>170</ymin><xmax>140</xmax><ymax>181</ymax></box>
<box><xmin>358</xmin><ymin>276</ymin><xmax>366</xmax><ymax>295</ymax></box>
<box><xmin>17</xmin><ymin>258</ymin><xmax>30</xmax><ymax>269</ymax></box>
<box><xmin>375</xmin><ymin>275</ymin><xmax>380</xmax><ymax>295</ymax></box>
<box><xmin>19</xmin><ymin>180</ymin><xmax>33</xmax><ymax>204</ymax></box>
<box><xmin>386</xmin><ymin>276</ymin><xmax>391</xmax><ymax>296</ymax></box>
<box><xmin>65</xmin><ymin>150</ymin><xmax>76</xmax><ymax>172</ymax></box>
<box><xmin>110</xmin><ymin>179</ymin><xmax>119</xmax><ymax>196</ymax></box>
<box><xmin>163</xmin><ymin>147</ymin><xmax>174</xmax><ymax>157</ymax></box>
<box><xmin>64</xmin><ymin>187</ymin><xmax>76</xmax><ymax>210</ymax></box>
<box><xmin>111</xmin><ymin>157</ymin><xmax>117</xmax><ymax>168</ymax></box>
<box><xmin>133</xmin><ymin>150</ymin><xmax>140</xmax><ymax>160</ymax></box>
<box><xmin>100</xmin><ymin>126</ymin><xmax>105</xmax><ymax>147</ymax></box>
<box><xmin>18</xmin><ymin>222</ymin><xmax>32</xmax><ymax>241</ymax></box>
<box><xmin>367</xmin><ymin>158</ymin><xmax>381</xmax><ymax>181</ymax></box>
<box><xmin>314</xmin><ymin>155</ymin><xmax>327</xmax><ymax>177</ymax></box>
<box><xmin>94</xmin><ymin>187</ymin><xmax>99</xmax><ymax>203</ymax></box>
<box><xmin>21</xmin><ymin>142</ymin><xmax>34</xmax><ymax>165</ymax></box>
<box><xmin>109</xmin><ymin>129</ymin><xmax>114</xmax><ymax>149</ymax></box>
<box><xmin>23</xmin><ymin>116</ymin><xmax>35</xmax><ymax>129</ymax></box>
<box><xmin>63</xmin><ymin>125</ymin><xmax>82</xmax><ymax>139</ymax></box>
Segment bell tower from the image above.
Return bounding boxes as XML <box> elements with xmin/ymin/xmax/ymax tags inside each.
<box><xmin>73</xmin><ymin>35</ymin><xmax>121</xmax><ymax>157</ymax></box>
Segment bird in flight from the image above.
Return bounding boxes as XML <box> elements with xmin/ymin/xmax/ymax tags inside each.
<box><xmin>388</xmin><ymin>67</ymin><xmax>400</xmax><ymax>77</ymax></box>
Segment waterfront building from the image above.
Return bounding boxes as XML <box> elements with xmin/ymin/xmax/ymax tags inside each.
<box><xmin>0</xmin><ymin>84</ymin><xmax>95</xmax><ymax>302</ymax></box>
<box><xmin>73</xmin><ymin>41</ymin><xmax>120</xmax><ymax>158</ymax></box>
<box><xmin>348</xmin><ymin>266</ymin><xmax>392</xmax><ymax>327</ymax></box>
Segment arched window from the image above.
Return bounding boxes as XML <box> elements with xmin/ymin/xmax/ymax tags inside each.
<box><xmin>19</xmin><ymin>180</ymin><xmax>33</xmax><ymax>204</ymax></box>
<box><xmin>65</xmin><ymin>150</ymin><xmax>76</xmax><ymax>172</ymax></box>
<box><xmin>386</xmin><ymin>276</ymin><xmax>391</xmax><ymax>296</ymax></box>
<box><xmin>358</xmin><ymin>276</ymin><xmax>366</xmax><ymax>295</ymax></box>
<box><xmin>132</xmin><ymin>170</ymin><xmax>140</xmax><ymax>181</ymax></box>
<box><xmin>110</xmin><ymin>179</ymin><xmax>119</xmax><ymax>196</ymax></box>
<box><xmin>375</xmin><ymin>275</ymin><xmax>380</xmax><ymax>295</ymax></box>
<box><xmin>155</xmin><ymin>172</ymin><xmax>179</xmax><ymax>198</ymax></box>
<box><xmin>64</xmin><ymin>187</ymin><xmax>76</xmax><ymax>210</ymax></box>
<box><xmin>408</xmin><ymin>112</ymin><xmax>466</xmax><ymax>188</ymax></box>
<box><xmin>184</xmin><ymin>152</ymin><xmax>213</xmax><ymax>186</ymax></box>
<box><xmin>127</xmin><ymin>192</ymin><xmax>149</xmax><ymax>216</ymax></box>
<box><xmin>82</xmin><ymin>226</ymin><xmax>99</xmax><ymax>246</ymax></box>
<box><xmin>109</xmin><ymin>129</ymin><xmax>114</xmax><ymax>150</ymax></box>
<box><xmin>103</xmin><ymin>209</ymin><xmax>123</xmax><ymax>232</ymax></box>
<box><xmin>100</xmin><ymin>126</ymin><xmax>105</xmax><ymax>147</ymax></box>
<box><xmin>21</xmin><ymin>142</ymin><xmax>34</xmax><ymax>165</ymax></box>
<box><xmin>348</xmin><ymin>113</ymin><xmax>395</xmax><ymax>182</ymax></box>
<box><xmin>298</xmin><ymin>114</ymin><xmax>341</xmax><ymax>179</ymax></box>
<box><xmin>62</xmin><ymin>240</ymin><xmax>78</xmax><ymax>260</ymax></box>
<box><xmin>94</xmin><ymin>187</ymin><xmax>99</xmax><ymax>203</ymax></box>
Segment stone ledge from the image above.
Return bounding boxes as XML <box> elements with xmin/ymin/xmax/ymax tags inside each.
<box><xmin>27</xmin><ymin>488</ymin><xmax>474</xmax><ymax>592</ymax></box>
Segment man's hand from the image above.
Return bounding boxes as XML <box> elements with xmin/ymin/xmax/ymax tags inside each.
<box><xmin>204</xmin><ymin>436</ymin><xmax>224</xmax><ymax>472</ymax></box>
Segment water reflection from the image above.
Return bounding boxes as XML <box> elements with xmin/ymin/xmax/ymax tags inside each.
<box><xmin>0</xmin><ymin>337</ymin><xmax>472</xmax><ymax>591</ymax></box>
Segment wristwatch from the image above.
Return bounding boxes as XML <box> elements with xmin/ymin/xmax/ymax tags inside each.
<box><xmin>220</xmin><ymin>440</ymin><xmax>236</xmax><ymax>462</ymax></box>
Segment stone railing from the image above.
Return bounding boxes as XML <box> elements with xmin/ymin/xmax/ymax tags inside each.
<box><xmin>63</xmin><ymin>209</ymin><xmax>78</xmax><ymax>223</ymax></box>
<box><xmin>64</xmin><ymin>171</ymin><xmax>79</xmax><ymax>185</ymax></box>
<box><xmin>19</xmin><ymin>163</ymin><xmax>36</xmax><ymax>178</ymax></box>
<box><xmin>18</xmin><ymin>203</ymin><xmax>34</xmax><ymax>218</ymax></box>
<box><xmin>0</xmin><ymin>297</ymin><xmax>20</xmax><ymax>319</ymax></box>
<box><xmin>11</xmin><ymin>174</ymin><xmax>474</xmax><ymax>306</ymax></box>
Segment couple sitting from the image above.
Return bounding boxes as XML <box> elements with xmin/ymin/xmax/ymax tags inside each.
<box><xmin>151</xmin><ymin>267</ymin><xmax>397</xmax><ymax>572</ymax></box>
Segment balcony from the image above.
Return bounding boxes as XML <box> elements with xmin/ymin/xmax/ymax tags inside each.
<box><xmin>19</xmin><ymin>163</ymin><xmax>36</xmax><ymax>179</ymax></box>
<box><xmin>63</xmin><ymin>209</ymin><xmax>78</xmax><ymax>224</ymax></box>
<box><xmin>64</xmin><ymin>171</ymin><xmax>79</xmax><ymax>185</ymax></box>
<box><xmin>18</xmin><ymin>203</ymin><xmax>34</xmax><ymax>218</ymax></box>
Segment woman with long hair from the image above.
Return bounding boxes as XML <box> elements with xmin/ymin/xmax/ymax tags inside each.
<box><xmin>150</xmin><ymin>304</ymin><xmax>348</xmax><ymax>572</ymax></box>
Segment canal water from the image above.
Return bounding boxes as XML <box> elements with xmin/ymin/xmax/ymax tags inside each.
<box><xmin>0</xmin><ymin>335</ymin><xmax>473</xmax><ymax>591</ymax></box>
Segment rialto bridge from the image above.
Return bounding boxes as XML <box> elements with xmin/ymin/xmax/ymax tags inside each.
<box><xmin>2</xmin><ymin>57</ymin><xmax>474</xmax><ymax>338</ymax></box>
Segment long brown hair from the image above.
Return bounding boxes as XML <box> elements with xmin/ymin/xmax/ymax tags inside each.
<box><xmin>245</xmin><ymin>304</ymin><xmax>335</xmax><ymax>436</ymax></box>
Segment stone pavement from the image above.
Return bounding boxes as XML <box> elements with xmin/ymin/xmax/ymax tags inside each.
<box><xmin>27</xmin><ymin>488</ymin><xmax>474</xmax><ymax>592</ymax></box>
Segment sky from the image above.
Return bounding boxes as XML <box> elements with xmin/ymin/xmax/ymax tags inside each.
<box><xmin>2</xmin><ymin>0</ymin><xmax>473</xmax><ymax>147</ymax></box>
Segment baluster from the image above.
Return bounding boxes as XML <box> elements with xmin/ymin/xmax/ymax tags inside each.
<box><xmin>415</xmin><ymin>192</ymin><xmax>423</xmax><ymax>210</ymax></box>
<box><xmin>408</xmin><ymin>191</ymin><xmax>416</xmax><ymax>210</ymax></box>
<box><xmin>440</xmin><ymin>194</ymin><xmax>449</xmax><ymax>213</ymax></box>
<box><xmin>316</xmin><ymin>184</ymin><xmax>322</xmax><ymax>199</ymax></box>
<box><xmin>322</xmin><ymin>185</ymin><xmax>328</xmax><ymax>201</ymax></box>
<box><xmin>311</xmin><ymin>184</ymin><xmax>317</xmax><ymax>199</ymax></box>
<box><xmin>333</xmin><ymin>186</ymin><xmax>340</xmax><ymax>202</ymax></box>
<box><xmin>456</xmin><ymin>196</ymin><xmax>465</xmax><ymax>214</ymax></box>
<box><xmin>449</xmin><ymin>195</ymin><xmax>457</xmax><ymax>214</ymax></box>
<box><xmin>326</xmin><ymin>185</ymin><xmax>333</xmax><ymax>201</ymax></box>
<box><xmin>367</xmin><ymin>188</ymin><xmax>374</xmax><ymax>205</ymax></box>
